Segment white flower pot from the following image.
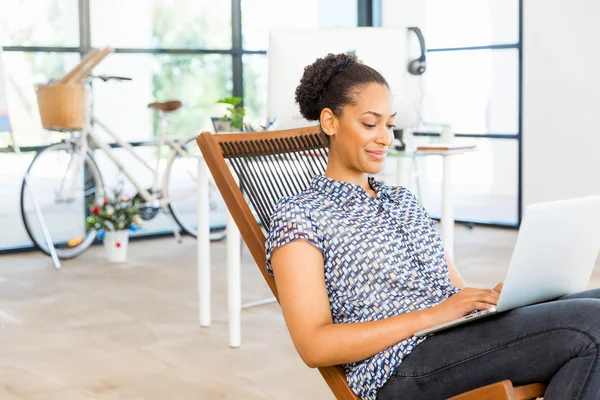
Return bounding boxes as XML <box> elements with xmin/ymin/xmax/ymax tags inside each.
<box><xmin>103</xmin><ymin>230</ymin><xmax>129</xmax><ymax>263</ymax></box>
<box><xmin>211</xmin><ymin>117</ymin><xmax>242</xmax><ymax>133</ymax></box>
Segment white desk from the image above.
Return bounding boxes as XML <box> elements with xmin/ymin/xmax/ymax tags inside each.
<box><xmin>196</xmin><ymin>148</ymin><xmax>474</xmax><ymax>347</ymax></box>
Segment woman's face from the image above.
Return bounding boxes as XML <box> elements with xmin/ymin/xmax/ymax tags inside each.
<box><xmin>326</xmin><ymin>83</ymin><xmax>396</xmax><ymax>175</ymax></box>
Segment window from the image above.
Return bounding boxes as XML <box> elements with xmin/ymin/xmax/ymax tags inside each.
<box><xmin>0</xmin><ymin>0</ymin><xmax>79</xmax><ymax>47</ymax></box>
<box><xmin>2</xmin><ymin>51</ymin><xmax>80</xmax><ymax>146</ymax></box>
<box><xmin>242</xmin><ymin>54</ymin><xmax>268</xmax><ymax>127</ymax></box>
<box><xmin>90</xmin><ymin>0</ymin><xmax>232</xmax><ymax>49</ymax></box>
<box><xmin>422</xmin><ymin>49</ymin><xmax>518</xmax><ymax>135</ymax></box>
<box><xmin>0</xmin><ymin>0</ymin><xmax>371</xmax><ymax>252</ymax></box>
<box><xmin>413</xmin><ymin>0</ymin><xmax>521</xmax><ymax>226</ymax></box>
<box><xmin>240</xmin><ymin>0</ymin><xmax>358</xmax><ymax>126</ymax></box>
<box><xmin>241</xmin><ymin>0</ymin><xmax>357</xmax><ymax>51</ymax></box>
<box><xmin>425</xmin><ymin>0</ymin><xmax>518</xmax><ymax>48</ymax></box>
<box><xmin>93</xmin><ymin>53</ymin><xmax>233</xmax><ymax>141</ymax></box>
<box><xmin>413</xmin><ymin>137</ymin><xmax>519</xmax><ymax>225</ymax></box>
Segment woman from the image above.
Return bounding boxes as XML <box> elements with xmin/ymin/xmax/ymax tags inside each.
<box><xmin>265</xmin><ymin>53</ymin><xmax>600</xmax><ymax>400</ymax></box>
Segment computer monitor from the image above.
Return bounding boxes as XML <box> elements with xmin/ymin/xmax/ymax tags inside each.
<box><xmin>267</xmin><ymin>27</ymin><xmax>421</xmax><ymax>130</ymax></box>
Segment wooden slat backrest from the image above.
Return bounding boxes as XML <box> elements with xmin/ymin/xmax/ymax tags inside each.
<box><xmin>196</xmin><ymin>126</ymin><xmax>360</xmax><ymax>400</ymax></box>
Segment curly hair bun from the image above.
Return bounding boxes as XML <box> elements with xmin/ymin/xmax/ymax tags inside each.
<box><xmin>295</xmin><ymin>53</ymin><xmax>357</xmax><ymax>121</ymax></box>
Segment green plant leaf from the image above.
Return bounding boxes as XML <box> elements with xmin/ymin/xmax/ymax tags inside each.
<box><xmin>216</xmin><ymin>97</ymin><xmax>242</xmax><ymax>107</ymax></box>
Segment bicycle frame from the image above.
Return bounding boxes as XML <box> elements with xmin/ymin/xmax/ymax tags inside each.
<box><xmin>61</xmin><ymin>111</ymin><xmax>195</xmax><ymax>207</ymax></box>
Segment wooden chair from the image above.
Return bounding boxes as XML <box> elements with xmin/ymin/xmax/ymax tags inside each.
<box><xmin>196</xmin><ymin>126</ymin><xmax>546</xmax><ymax>400</ymax></box>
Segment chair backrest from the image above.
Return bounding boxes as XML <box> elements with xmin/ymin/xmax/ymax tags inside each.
<box><xmin>196</xmin><ymin>126</ymin><xmax>360</xmax><ymax>400</ymax></box>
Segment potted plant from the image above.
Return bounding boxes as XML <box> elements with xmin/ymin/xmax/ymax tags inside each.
<box><xmin>86</xmin><ymin>185</ymin><xmax>142</xmax><ymax>263</ymax></box>
<box><xmin>212</xmin><ymin>96</ymin><xmax>245</xmax><ymax>132</ymax></box>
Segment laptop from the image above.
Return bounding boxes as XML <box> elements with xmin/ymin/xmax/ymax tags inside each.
<box><xmin>414</xmin><ymin>195</ymin><xmax>600</xmax><ymax>338</ymax></box>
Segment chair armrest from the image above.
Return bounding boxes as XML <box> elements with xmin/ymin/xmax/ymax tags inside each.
<box><xmin>447</xmin><ymin>380</ymin><xmax>516</xmax><ymax>400</ymax></box>
<box><xmin>448</xmin><ymin>381</ymin><xmax>546</xmax><ymax>400</ymax></box>
<box><xmin>514</xmin><ymin>383</ymin><xmax>546</xmax><ymax>400</ymax></box>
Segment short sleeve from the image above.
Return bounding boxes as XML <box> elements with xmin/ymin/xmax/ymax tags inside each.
<box><xmin>264</xmin><ymin>198</ymin><xmax>324</xmax><ymax>275</ymax></box>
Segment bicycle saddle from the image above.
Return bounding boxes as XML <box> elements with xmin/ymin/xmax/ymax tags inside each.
<box><xmin>147</xmin><ymin>100</ymin><xmax>183</xmax><ymax>113</ymax></box>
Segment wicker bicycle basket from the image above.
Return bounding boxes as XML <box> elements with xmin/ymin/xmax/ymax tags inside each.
<box><xmin>35</xmin><ymin>83</ymin><xmax>88</xmax><ymax>131</ymax></box>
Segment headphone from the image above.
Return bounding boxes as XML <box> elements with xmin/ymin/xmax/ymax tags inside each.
<box><xmin>407</xmin><ymin>27</ymin><xmax>427</xmax><ymax>76</ymax></box>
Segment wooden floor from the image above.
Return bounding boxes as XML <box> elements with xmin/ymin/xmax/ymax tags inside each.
<box><xmin>0</xmin><ymin>225</ymin><xmax>598</xmax><ymax>399</ymax></box>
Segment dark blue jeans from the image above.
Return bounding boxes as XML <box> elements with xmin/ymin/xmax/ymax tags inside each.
<box><xmin>378</xmin><ymin>289</ymin><xmax>600</xmax><ymax>400</ymax></box>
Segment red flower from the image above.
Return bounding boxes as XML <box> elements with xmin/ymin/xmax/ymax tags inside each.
<box><xmin>103</xmin><ymin>199</ymin><xmax>110</xmax><ymax>206</ymax></box>
<box><xmin>91</xmin><ymin>205</ymin><xmax>101</xmax><ymax>214</ymax></box>
<box><xmin>115</xmin><ymin>242</ymin><xmax>121</xmax><ymax>248</ymax></box>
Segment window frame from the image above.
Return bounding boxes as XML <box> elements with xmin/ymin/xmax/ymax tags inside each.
<box><xmin>414</xmin><ymin>0</ymin><xmax>523</xmax><ymax>228</ymax></box>
<box><xmin>0</xmin><ymin>0</ymin><xmax>379</xmax><ymax>253</ymax></box>
<box><xmin>0</xmin><ymin>0</ymin><xmax>522</xmax><ymax>255</ymax></box>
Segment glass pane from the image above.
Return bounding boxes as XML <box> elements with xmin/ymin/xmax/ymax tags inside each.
<box><xmin>92</xmin><ymin>53</ymin><xmax>232</xmax><ymax>236</ymax></box>
<box><xmin>2</xmin><ymin>51</ymin><xmax>81</xmax><ymax>146</ymax></box>
<box><xmin>91</xmin><ymin>0</ymin><xmax>231</xmax><ymax>49</ymax></box>
<box><xmin>425</xmin><ymin>0</ymin><xmax>518</xmax><ymax>48</ymax></box>
<box><xmin>396</xmin><ymin>137</ymin><xmax>519</xmax><ymax>225</ymax></box>
<box><xmin>242</xmin><ymin>0</ymin><xmax>357</xmax><ymax>51</ymax></box>
<box><xmin>0</xmin><ymin>152</ymin><xmax>36</xmax><ymax>250</ymax></box>
<box><xmin>421</xmin><ymin>49</ymin><xmax>518</xmax><ymax>134</ymax></box>
<box><xmin>243</xmin><ymin>54</ymin><xmax>268</xmax><ymax>128</ymax></box>
<box><xmin>93</xmin><ymin>53</ymin><xmax>232</xmax><ymax>142</ymax></box>
<box><xmin>0</xmin><ymin>0</ymin><xmax>79</xmax><ymax>47</ymax></box>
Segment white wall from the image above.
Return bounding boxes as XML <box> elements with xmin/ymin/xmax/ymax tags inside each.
<box><xmin>523</xmin><ymin>0</ymin><xmax>600</xmax><ymax>207</ymax></box>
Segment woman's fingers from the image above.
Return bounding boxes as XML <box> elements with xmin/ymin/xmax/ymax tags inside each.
<box><xmin>468</xmin><ymin>288</ymin><xmax>500</xmax><ymax>299</ymax></box>
<box><xmin>472</xmin><ymin>301</ymin><xmax>495</xmax><ymax>310</ymax></box>
<box><xmin>462</xmin><ymin>289</ymin><xmax>499</xmax><ymax>305</ymax></box>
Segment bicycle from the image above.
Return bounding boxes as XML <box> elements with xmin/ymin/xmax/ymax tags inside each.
<box><xmin>20</xmin><ymin>75</ymin><xmax>225</xmax><ymax>259</ymax></box>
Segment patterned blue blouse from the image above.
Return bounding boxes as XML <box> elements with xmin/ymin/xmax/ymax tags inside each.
<box><xmin>265</xmin><ymin>175</ymin><xmax>459</xmax><ymax>400</ymax></box>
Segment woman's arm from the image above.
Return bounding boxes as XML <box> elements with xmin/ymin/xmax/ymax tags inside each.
<box><xmin>271</xmin><ymin>239</ymin><xmax>438</xmax><ymax>368</ymax></box>
<box><xmin>446</xmin><ymin>253</ymin><xmax>467</xmax><ymax>289</ymax></box>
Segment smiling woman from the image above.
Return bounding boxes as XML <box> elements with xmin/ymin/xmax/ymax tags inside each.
<box><xmin>264</xmin><ymin>52</ymin><xmax>600</xmax><ymax>400</ymax></box>
<box><xmin>266</xmin><ymin>54</ymin><xmax>469</xmax><ymax>398</ymax></box>
<box><xmin>294</xmin><ymin>53</ymin><xmax>396</xmax><ymax>181</ymax></box>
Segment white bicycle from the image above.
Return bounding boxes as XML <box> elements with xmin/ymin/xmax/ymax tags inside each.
<box><xmin>20</xmin><ymin>75</ymin><xmax>225</xmax><ymax>259</ymax></box>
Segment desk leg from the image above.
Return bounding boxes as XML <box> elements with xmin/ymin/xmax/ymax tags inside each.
<box><xmin>441</xmin><ymin>155</ymin><xmax>454</xmax><ymax>260</ymax></box>
<box><xmin>227</xmin><ymin>210</ymin><xmax>242</xmax><ymax>348</ymax></box>
<box><xmin>395</xmin><ymin>157</ymin><xmax>410</xmax><ymax>187</ymax></box>
<box><xmin>197</xmin><ymin>159</ymin><xmax>211</xmax><ymax>327</ymax></box>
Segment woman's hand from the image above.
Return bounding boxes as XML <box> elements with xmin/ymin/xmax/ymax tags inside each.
<box><xmin>426</xmin><ymin>283</ymin><xmax>503</xmax><ymax>326</ymax></box>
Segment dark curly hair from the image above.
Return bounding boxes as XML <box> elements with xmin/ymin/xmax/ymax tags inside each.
<box><xmin>294</xmin><ymin>53</ymin><xmax>389</xmax><ymax>122</ymax></box>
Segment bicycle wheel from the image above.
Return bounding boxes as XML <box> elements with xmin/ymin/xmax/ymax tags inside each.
<box><xmin>164</xmin><ymin>135</ymin><xmax>227</xmax><ymax>239</ymax></box>
<box><xmin>20</xmin><ymin>142</ymin><xmax>104</xmax><ymax>258</ymax></box>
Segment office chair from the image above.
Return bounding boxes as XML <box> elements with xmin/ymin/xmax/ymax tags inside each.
<box><xmin>196</xmin><ymin>126</ymin><xmax>545</xmax><ymax>400</ymax></box>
